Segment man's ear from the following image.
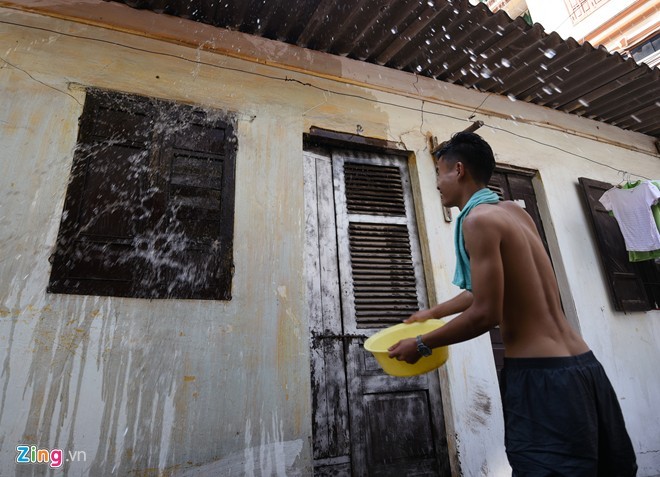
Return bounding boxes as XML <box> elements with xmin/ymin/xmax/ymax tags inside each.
<box><xmin>455</xmin><ymin>161</ymin><xmax>466</xmax><ymax>179</ymax></box>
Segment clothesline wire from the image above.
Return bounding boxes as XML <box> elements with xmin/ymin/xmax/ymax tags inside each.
<box><xmin>0</xmin><ymin>19</ymin><xmax>654</xmax><ymax>182</ymax></box>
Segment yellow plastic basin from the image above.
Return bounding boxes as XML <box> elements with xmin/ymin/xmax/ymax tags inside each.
<box><xmin>364</xmin><ymin>319</ymin><xmax>448</xmax><ymax>377</ymax></box>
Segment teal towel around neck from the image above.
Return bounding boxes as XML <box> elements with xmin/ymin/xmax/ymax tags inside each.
<box><xmin>453</xmin><ymin>188</ymin><xmax>500</xmax><ymax>291</ymax></box>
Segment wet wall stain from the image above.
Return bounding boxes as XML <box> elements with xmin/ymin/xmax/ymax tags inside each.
<box><xmin>466</xmin><ymin>384</ymin><xmax>492</xmax><ymax>431</ymax></box>
<box><xmin>2</xmin><ymin>295</ymin><xmax>306</xmax><ymax>476</ymax></box>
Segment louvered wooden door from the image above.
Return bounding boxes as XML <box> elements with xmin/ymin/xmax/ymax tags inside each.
<box><xmin>304</xmin><ymin>149</ymin><xmax>449</xmax><ymax>476</ymax></box>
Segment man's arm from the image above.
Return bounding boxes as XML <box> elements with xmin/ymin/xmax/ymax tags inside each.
<box><xmin>388</xmin><ymin>213</ymin><xmax>505</xmax><ymax>363</ymax></box>
<box><xmin>404</xmin><ymin>290</ymin><xmax>473</xmax><ymax>323</ymax></box>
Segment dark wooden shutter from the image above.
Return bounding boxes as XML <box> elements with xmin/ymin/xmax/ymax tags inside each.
<box><xmin>344</xmin><ymin>163</ymin><xmax>406</xmax><ymax>215</ymax></box>
<box><xmin>342</xmin><ymin>161</ymin><xmax>422</xmax><ymax>327</ymax></box>
<box><xmin>141</xmin><ymin>103</ymin><xmax>236</xmax><ymax>300</ymax></box>
<box><xmin>348</xmin><ymin>223</ymin><xmax>419</xmax><ymax>326</ymax></box>
<box><xmin>48</xmin><ymin>90</ymin><xmax>155</xmax><ymax>297</ymax></box>
<box><xmin>487</xmin><ymin>171</ymin><xmax>508</xmax><ymax>201</ymax></box>
<box><xmin>48</xmin><ymin>89</ymin><xmax>235</xmax><ymax>300</ymax></box>
<box><xmin>578</xmin><ymin>177</ymin><xmax>651</xmax><ymax>311</ymax></box>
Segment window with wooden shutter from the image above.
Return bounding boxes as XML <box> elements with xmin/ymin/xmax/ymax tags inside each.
<box><xmin>578</xmin><ymin>177</ymin><xmax>656</xmax><ymax>311</ymax></box>
<box><xmin>333</xmin><ymin>152</ymin><xmax>427</xmax><ymax>329</ymax></box>
<box><xmin>48</xmin><ymin>89</ymin><xmax>236</xmax><ymax>300</ymax></box>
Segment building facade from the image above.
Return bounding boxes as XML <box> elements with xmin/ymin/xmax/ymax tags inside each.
<box><xmin>0</xmin><ymin>1</ymin><xmax>659</xmax><ymax>475</ymax></box>
<box><xmin>478</xmin><ymin>0</ymin><xmax>660</xmax><ymax>67</ymax></box>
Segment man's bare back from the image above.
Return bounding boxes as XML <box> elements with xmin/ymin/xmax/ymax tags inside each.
<box><xmin>387</xmin><ymin>193</ymin><xmax>589</xmax><ymax>361</ymax></box>
<box><xmin>468</xmin><ymin>201</ymin><xmax>589</xmax><ymax>358</ymax></box>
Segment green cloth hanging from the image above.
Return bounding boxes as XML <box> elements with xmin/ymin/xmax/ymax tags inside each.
<box><xmin>623</xmin><ymin>180</ymin><xmax>660</xmax><ymax>262</ymax></box>
<box><xmin>452</xmin><ymin>188</ymin><xmax>500</xmax><ymax>291</ymax></box>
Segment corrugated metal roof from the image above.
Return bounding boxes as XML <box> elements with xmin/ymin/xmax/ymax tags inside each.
<box><xmin>112</xmin><ymin>0</ymin><xmax>660</xmax><ymax>138</ymax></box>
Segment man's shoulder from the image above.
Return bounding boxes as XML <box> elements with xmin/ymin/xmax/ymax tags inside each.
<box><xmin>464</xmin><ymin>201</ymin><xmax>529</xmax><ymax>232</ymax></box>
<box><xmin>474</xmin><ymin>200</ymin><xmax>529</xmax><ymax>219</ymax></box>
<box><xmin>466</xmin><ymin>202</ymin><xmax>508</xmax><ymax>222</ymax></box>
<box><xmin>463</xmin><ymin>205</ymin><xmax>504</xmax><ymax>234</ymax></box>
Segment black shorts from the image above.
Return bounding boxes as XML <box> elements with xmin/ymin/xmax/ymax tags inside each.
<box><xmin>501</xmin><ymin>351</ymin><xmax>637</xmax><ymax>477</ymax></box>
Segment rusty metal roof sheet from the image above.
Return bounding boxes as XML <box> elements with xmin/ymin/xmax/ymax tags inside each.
<box><xmin>112</xmin><ymin>0</ymin><xmax>660</xmax><ymax>138</ymax></box>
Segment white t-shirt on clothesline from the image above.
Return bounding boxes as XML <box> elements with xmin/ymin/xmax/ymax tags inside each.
<box><xmin>599</xmin><ymin>180</ymin><xmax>660</xmax><ymax>252</ymax></box>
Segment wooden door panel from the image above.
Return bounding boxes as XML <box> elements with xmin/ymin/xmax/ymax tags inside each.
<box><xmin>506</xmin><ymin>173</ymin><xmax>550</xmax><ymax>254</ymax></box>
<box><xmin>305</xmin><ymin>153</ymin><xmax>352</xmax><ymax>474</ymax></box>
<box><xmin>355</xmin><ymin>346</ymin><xmax>431</xmax><ymax>394</ymax></box>
<box><xmin>487</xmin><ymin>171</ymin><xmax>510</xmax><ymax>201</ymax></box>
<box><xmin>361</xmin><ymin>374</ymin><xmax>433</xmax><ymax>395</ymax></box>
<box><xmin>489</xmin><ymin>327</ymin><xmax>505</xmax><ymax>382</ymax></box>
<box><xmin>310</xmin><ymin>337</ymin><xmax>350</xmax><ymax>460</ymax></box>
<box><xmin>346</xmin><ymin>338</ymin><xmax>442</xmax><ymax>477</ymax></box>
<box><xmin>305</xmin><ymin>149</ymin><xmax>449</xmax><ymax>476</ymax></box>
<box><xmin>364</xmin><ymin>392</ymin><xmax>439</xmax><ymax>476</ymax></box>
<box><xmin>313</xmin><ymin>462</ymin><xmax>351</xmax><ymax>477</ymax></box>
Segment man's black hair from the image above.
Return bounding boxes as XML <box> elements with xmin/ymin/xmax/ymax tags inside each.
<box><xmin>433</xmin><ymin>131</ymin><xmax>495</xmax><ymax>185</ymax></box>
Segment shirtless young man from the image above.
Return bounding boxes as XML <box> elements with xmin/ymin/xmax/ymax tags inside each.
<box><xmin>388</xmin><ymin>132</ymin><xmax>637</xmax><ymax>476</ymax></box>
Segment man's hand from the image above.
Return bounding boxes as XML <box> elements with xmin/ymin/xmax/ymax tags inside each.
<box><xmin>388</xmin><ymin>338</ymin><xmax>421</xmax><ymax>364</ymax></box>
<box><xmin>404</xmin><ymin>309</ymin><xmax>433</xmax><ymax>324</ymax></box>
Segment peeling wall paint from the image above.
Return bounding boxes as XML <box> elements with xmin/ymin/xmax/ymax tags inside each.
<box><xmin>0</xmin><ymin>5</ymin><xmax>659</xmax><ymax>476</ymax></box>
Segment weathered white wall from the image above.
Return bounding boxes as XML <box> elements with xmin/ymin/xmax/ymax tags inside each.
<box><xmin>0</xmin><ymin>3</ymin><xmax>659</xmax><ymax>476</ymax></box>
<box><xmin>0</xmin><ymin>8</ymin><xmax>311</xmax><ymax>476</ymax></box>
